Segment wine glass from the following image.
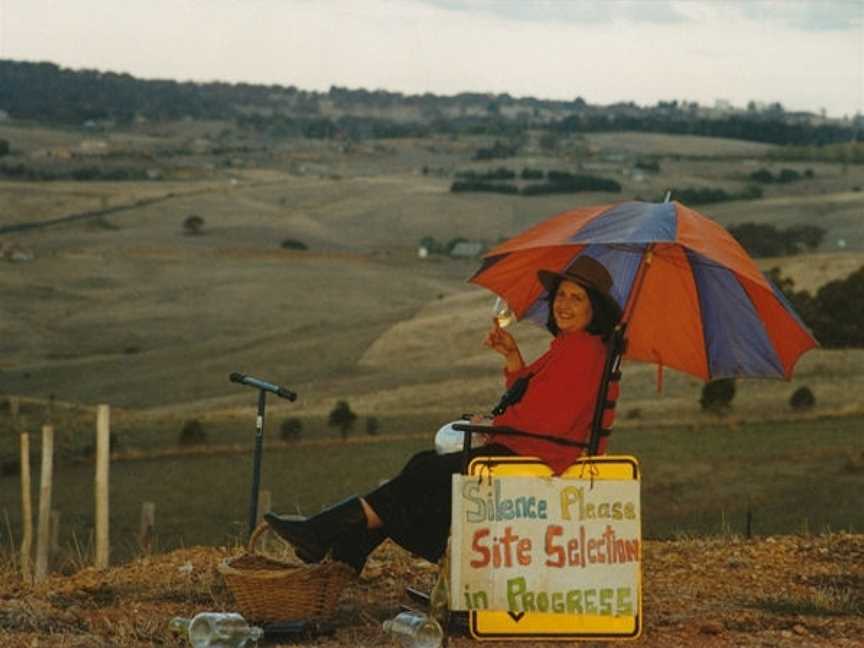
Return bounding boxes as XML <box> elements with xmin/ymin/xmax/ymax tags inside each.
<box><xmin>493</xmin><ymin>296</ymin><xmax>515</xmax><ymax>328</ymax></box>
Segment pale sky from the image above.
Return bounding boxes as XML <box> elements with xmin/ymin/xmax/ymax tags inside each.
<box><xmin>1</xmin><ymin>0</ymin><xmax>862</xmax><ymax>118</ymax></box>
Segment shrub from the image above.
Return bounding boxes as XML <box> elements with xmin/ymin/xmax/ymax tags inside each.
<box><xmin>328</xmin><ymin>400</ymin><xmax>357</xmax><ymax>440</ymax></box>
<box><xmin>778</xmin><ymin>168</ymin><xmax>802</xmax><ymax>183</ymax></box>
<box><xmin>749</xmin><ymin>168</ymin><xmax>774</xmax><ymax>183</ymax></box>
<box><xmin>450</xmin><ymin>180</ymin><xmax>518</xmax><ymax>194</ymax></box>
<box><xmin>179</xmin><ymin>419</ymin><xmax>207</xmax><ymax>445</ymax></box>
<box><xmin>634</xmin><ymin>158</ymin><xmax>660</xmax><ymax>172</ymax></box>
<box><xmin>789</xmin><ymin>386</ymin><xmax>815</xmax><ymax>411</ymax></box>
<box><xmin>473</xmin><ymin>141</ymin><xmax>517</xmax><ymax>160</ymax></box>
<box><xmin>699</xmin><ymin>379</ymin><xmax>736</xmax><ymax>414</ymax></box>
<box><xmin>768</xmin><ymin>265</ymin><xmax>864</xmax><ymax>348</ymax></box>
<box><xmin>281</xmin><ymin>238</ymin><xmax>308</xmax><ymax>250</ymax></box>
<box><xmin>728</xmin><ymin>223</ymin><xmax>825</xmax><ymax>257</ymax></box>
<box><xmin>280</xmin><ymin>417</ymin><xmax>303</xmax><ymax>441</ymax></box>
<box><xmin>365</xmin><ymin>416</ymin><xmax>380</xmax><ymax>436</ymax></box>
<box><xmin>454</xmin><ymin>167</ymin><xmax>515</xmax><ymax>181</ymax></box>
<box><xmin>182</xmin><ymin>214</ymin><xmax>205</xmax><ymax>235</ymax></box>
<box><xmin>808</xmin><ymin>266</ymin><xmax>864</xmax><ymax>347</ymax></box>
<box><xmin>521</xmin><ymin>172</ymin><xmax>621</xmax><ymax>196</ymax></box>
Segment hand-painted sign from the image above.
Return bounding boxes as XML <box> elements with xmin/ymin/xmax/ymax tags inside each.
<box><xmin>450</xmin><ymin>455</ymin><xmax>642</xmax><ymax>640</ymax></box>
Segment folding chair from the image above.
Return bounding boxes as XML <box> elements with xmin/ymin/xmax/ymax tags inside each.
<box><xmin>445</xmin><ymin>325</ymin><xmax>642</xmax><ymax>641</ymax></box>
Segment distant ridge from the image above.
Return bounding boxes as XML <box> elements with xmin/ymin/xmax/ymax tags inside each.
<box><xmin>0</xmin><ymin>58</ymin><xmax>859</xmax><ymax>146</ymax></box>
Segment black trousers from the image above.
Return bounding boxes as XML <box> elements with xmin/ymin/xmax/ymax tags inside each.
<box><xmin>364</xmin><ymin>443</ymin><xmax>514</xmax><ymax>562</ymax></box>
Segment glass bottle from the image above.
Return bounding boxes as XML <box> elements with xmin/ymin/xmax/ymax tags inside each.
<box><xmin>382</xmin><ymin>611</ymin><xmax>443</xmax><ymax>648</ymax></box>
<box><xmin>168</xmin><ymin>612</ymin><xmax>264</xmax><ymax>648</ymax></box>
<box><xmin>429</xmin><ymin>550</ymin><xmax>450</xmax><ymax>639</ymax></box>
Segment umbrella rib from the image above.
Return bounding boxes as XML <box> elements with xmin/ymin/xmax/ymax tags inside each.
<box><xmin>686</xmin><ymin>250</ymin><xmax>712</xmax><ymax>381</ymax></box>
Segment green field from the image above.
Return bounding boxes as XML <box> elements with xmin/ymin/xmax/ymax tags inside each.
<box><xmin>1</xmin><ymin>414</ymin><xmax>861</xmax><ymax>566</ymax></box>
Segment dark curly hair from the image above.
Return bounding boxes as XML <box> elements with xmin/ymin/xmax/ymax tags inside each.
<box><xmin>544</xmin><ymin>278</ymin><xmax>619</xmax><ymax>339</ymax></box>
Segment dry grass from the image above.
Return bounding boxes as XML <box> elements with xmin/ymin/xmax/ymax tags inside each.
<box><xmin>1</xmin><ymin>533</ymin><xmax>863</xmax><ymax>647</ymax></box>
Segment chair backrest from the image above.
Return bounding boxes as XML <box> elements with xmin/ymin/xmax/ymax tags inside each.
<box><xmin>587</xmin><ymin>324</ymin><xmax>627</xmax><ymax>456</ymax></box>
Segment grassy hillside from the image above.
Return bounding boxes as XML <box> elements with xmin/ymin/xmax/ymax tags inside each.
<box><xmin>2</xmin><ymin>125</ymin><xmax>863</xmax><ymax>419</ymax></box>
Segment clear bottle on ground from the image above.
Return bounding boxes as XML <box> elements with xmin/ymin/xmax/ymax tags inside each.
<box><xmin>382</xmin><ymin>611</ymin><xmax>444</xmax><ymax>648</ymax></box>
<box><xmin>168</xmin><ymin>612</ymin><xmax>264</xmax><ymax>648</ymax></box>
<box><xmin>429</xmin><ymin>549</ymin><xmax>450</xmax><ymax>642</ymax></box>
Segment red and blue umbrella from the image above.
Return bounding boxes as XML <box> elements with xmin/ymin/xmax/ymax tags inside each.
<box><xmin>470</xmin><ymin>200</ymin><xmax>817</xmax><ymax>382</ymax></box>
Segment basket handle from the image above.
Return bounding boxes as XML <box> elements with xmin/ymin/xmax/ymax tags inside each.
<box><xmin>248</xmin><ymin>521</ymin><xmax>272</xmax><ymax>554</ymax></box>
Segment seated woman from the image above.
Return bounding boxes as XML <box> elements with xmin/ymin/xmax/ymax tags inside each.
<box><xmin>265</xmin><ymin>255</ymin><xmax>622</xmax><ymax>573</ymax></box>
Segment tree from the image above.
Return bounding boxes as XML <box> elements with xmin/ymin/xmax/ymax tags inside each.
<box><xmin>699</xmin><ymin>379</ymin><xmax>736</xmax><ymax>414</ymax></box>
<box><xmin>179</xmin><ymin>419</ymin><xmax>207</xmax><ymax>445</ymax></box>
<box><xmin>328</xmin><ymin>400</ymin><xmax>357</xmax><ymax>440</ymax></box>
<box><xmin>365</xmin><ymin>416</ymin><xmax>379</xmax><ymax>436</ymax></box>
<box><xmin>182</xmin><ymin>214</ymin><xmax>205</xmax><ymax>235</ymax></box>
<box><xmin>0</xmin><ymin>139</ymin><xmax>10</xmax><ymax>157</ymax></box>
<box><xmin>281</xmin><ymin>238</ymin><xmax>308</xmax><ymax>250</ymax></box>
<box><xmin>769</xmin><ymin>265</ymin><xmax>864</xmax><ymax>348</ymax></box>
<box><xmin>280</xmin><ymin>417</ymin><xmax>303</xmax><ymax>441</ymax></box>
<box><xmin>789</xmin><ymin>387</ymin><xmax>815</xmax><ymax>411</ymax></box>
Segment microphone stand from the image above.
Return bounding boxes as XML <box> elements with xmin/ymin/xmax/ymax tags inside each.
<box><xmin>229</xmin><ymin>372</ymin><xmax>298</xmax><ymax>539</ymax></box>
<box><xmin>249</xmin><ymin>388</ymin><xmax>267</xmax><ymax>540</ymax></box>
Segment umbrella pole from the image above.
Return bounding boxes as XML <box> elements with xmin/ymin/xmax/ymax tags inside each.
<box><xmin>586</xmin><ymin>242</ymin><xmax>655</xmax><ymax>456</ymax></box>
<box><xmin>587</xmin><ymin>326</ymin><xmax>626</xmax><ymax>456</ymax></box>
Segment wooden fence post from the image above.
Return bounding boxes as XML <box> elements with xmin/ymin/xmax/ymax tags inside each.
<box><xmin>95</xmin><ymin>404</ymin><xmax>110</xmax><ymax>569</ymax></box>
<box><xmin>34</xmin><ymin>425</ymin><xmax>54</xmax><ymax>582</ymax></box>
<box><xmin>19</xmin><ymin>432</ymin><xmax>33</xmax><ymax>582</ymax></box>
<box><xmin>139</xmin><ymin>502</ymin><xmax>156</xmax><ymax>554</ymax></box>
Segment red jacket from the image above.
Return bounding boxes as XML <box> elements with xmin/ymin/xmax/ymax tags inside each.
<box><xmin>492</xmin><ymin>330</ymin><xmax>608</xmax><ymax>474</ymax></box>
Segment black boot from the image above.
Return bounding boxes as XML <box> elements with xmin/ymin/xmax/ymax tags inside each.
<box><xmin>332</xmin><ymin>527</ymin><xmax>386</xmax><ymax>573</ymax></box>
<box><xmin>264</xmin><ymin>497</ymin><xmax>367</xmax><ymax>564</ymax></box>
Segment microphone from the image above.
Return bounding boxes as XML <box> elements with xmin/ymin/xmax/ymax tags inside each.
<box><xmin>229</xmin><ymin>372</ymin><xmax>297</xmax><ymax>401</ymax></box>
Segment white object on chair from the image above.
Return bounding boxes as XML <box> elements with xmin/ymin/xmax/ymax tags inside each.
<box><xmin>434</xmin><ymin>422</ymin><xmax>488</xmax><ymax>455</ymax></box>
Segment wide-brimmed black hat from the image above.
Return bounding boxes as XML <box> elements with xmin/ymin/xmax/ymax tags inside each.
<box><xmin>537</xmin><ymin>256</ymin><xmax>622</xmax><ymax>323</ymax></box>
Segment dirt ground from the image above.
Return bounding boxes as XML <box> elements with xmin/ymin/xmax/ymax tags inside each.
<box><xmin>1</xmin><ymin>532</ymin><xmax>862</xmax><ymax>647</ymax></box>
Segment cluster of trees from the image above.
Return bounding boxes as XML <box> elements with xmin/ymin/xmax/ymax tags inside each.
<box><xmin>236</xmin><ymin>113</ymin><xmax>432</xmax><ymax>140</ymax></box>
<box><xmin>728</xmin><ymin>223</ymin><xmax>825</xmax><ymax>257</ymax></box>
<box><xmin>552</xmin><ymin>112</ymin><xmax>858</xmax><ymax>147</ymax></box>
<box><xmin>663</xmin><ymin>185</ymin><xmax>763</xmax><ymax>205</ymax></box>
<box><xmin>473</xmin><ymin>141</ymin><xmax>518</xmax><ymax>160</ymax></box>
<box><xmin>749</xmin><ymin>167</ymin><xmax>814</xmax><ymax>184</ymax></box>
<box><xmin>766</xmin><ymin>142</ymin><xmax>864</xmax><ymax>164</ymax></box>
<box><xmin>0</xmin><ymin>162</ymin><xmax>155</xmax><ymax>181</ymax></box>
<box><xmin>451</xmin><ymin>168</ymin><xmax>621</xmax><ymax>196</ymax></box>
<box><xmin>699</xmin><ymin>379</ymin><xmax>816</xmax><ymax>414</ymax></box>
<box><xmin>2</xmin><ymin>60</ymin><xmax>860</xmax><ymax>148</ymax></box>
<box><xmin>176</xmin><ymin>401</ymin><xmax>379</xmax><ymax>447</ymax></box>
<box><xmin>769</xmin><ymin>266</ymin><xmax>864</xmax><ymax>348</ymax></box>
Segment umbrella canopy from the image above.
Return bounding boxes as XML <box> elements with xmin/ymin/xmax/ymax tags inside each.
<box><xmin>470</xmin><ymin>200</ymin><xmax>817</xmax><ymax>382</ymax></box>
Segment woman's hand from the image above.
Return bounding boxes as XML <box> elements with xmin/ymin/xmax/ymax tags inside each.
<box><xmin>468</xmin><ymin>414</ymin><xmax>491</xmax><ymax>446</ymax></box>
<box><xmin>484</xmin><ymin>319</ymin><xmax>525</xmax><ymax>373</ymax></box>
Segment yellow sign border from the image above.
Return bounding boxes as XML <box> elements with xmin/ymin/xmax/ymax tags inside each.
<box><xmin>464</xmin><ymin>454</ymin><xmax>642</xmax><ymax>641</ymax></box>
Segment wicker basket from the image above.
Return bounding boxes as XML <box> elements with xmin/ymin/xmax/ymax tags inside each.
<box><xmin>218</xmin><ymin>522</ymin><xmax>354</xmax><ymax>623</ymax></box>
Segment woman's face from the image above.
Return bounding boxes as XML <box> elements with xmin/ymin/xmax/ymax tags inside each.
<box><xmin>553</xmin><ymin>280</ymin><xmax>593</xmax><ymax>333</ymax></box>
